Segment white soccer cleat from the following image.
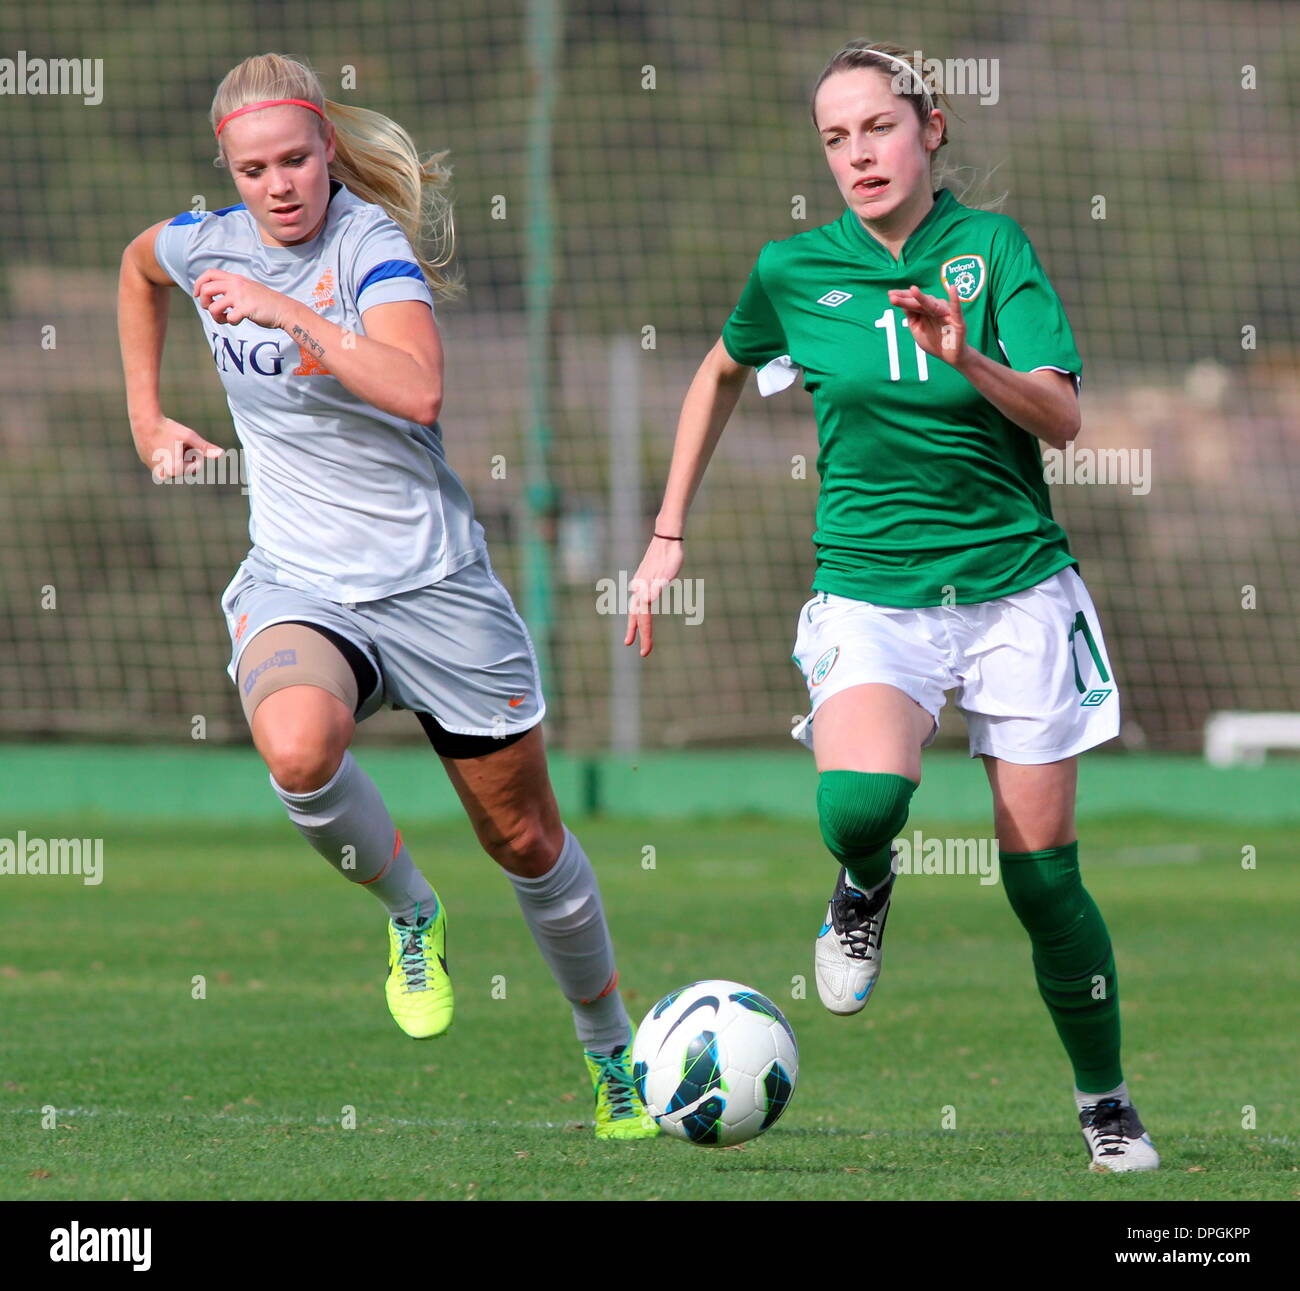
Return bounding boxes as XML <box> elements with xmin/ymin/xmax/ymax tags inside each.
<box><xmin>814</xmin><ymin>866</ymin><xmax>895</xmax><ymax>1015</ymax></box>
<box><xmin>1079</xmin><ymin>1097</ymin><xmax>1160</xmax><ymax>1172</ymax></box>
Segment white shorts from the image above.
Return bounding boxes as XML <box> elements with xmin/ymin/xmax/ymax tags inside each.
<box><xmin>790</xmin><ymin>566</ymin><xmax>1120</xmax><ymax>765</ymax></box>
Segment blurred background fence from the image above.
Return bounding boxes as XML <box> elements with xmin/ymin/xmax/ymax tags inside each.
<box><xmin>1</xmin><ymin>0</ymin><xmax>1296</xmax><ymax>752</ymax></box>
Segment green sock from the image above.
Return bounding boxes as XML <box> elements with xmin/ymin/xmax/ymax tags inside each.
<box><xmin>816</xmin><ymin>770</ymin><xmax>915</xmax><ymax>892</ymax></box>
<box><xmin>1000</xmin><ymin>841</ymin><xmax>1123</xmax><ymax>1093</ymax></box>
<box><xmin>845</xmin><ymin>851</ymin><xmax>892</xmax><ymax>892</ymax></box>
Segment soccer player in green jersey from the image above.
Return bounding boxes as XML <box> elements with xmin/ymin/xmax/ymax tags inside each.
<box><xmin>626</xmin><ymin>40</ymin><xmax>1157</xmax><ymax>1172</ymax></box>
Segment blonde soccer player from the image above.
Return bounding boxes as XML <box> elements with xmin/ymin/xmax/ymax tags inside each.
<box><xmin>117</xmin><ymin>52</ymin><xmax>655</xmax><ymax>1141</ymax></box>
<box><xmin>627</xmin><ymin>40</ymin><xmax>1157</xmax><ymax>1172</ymax></box>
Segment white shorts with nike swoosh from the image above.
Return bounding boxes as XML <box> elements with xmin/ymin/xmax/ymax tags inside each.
<box><xmin>790</xmin><ymin>567</ymin><xmax>1120</xmax><ymax>765</ymax></box>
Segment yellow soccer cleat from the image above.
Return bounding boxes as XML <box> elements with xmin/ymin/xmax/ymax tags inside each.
<box><xmin>385</xmin><ymin>897</ymin><xmax>453</xmax><ymax>1039</ymax></box>
<box><xmin>584</xmin><ymin>1036</ymin><xmax>659</xmax><ymax>1141</ymax></box>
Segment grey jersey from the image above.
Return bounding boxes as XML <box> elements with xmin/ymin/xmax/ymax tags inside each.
<box><xmin>154</xmin><ymin>180</ymin><xmax>486</xmax><ymax>602</ymax></box>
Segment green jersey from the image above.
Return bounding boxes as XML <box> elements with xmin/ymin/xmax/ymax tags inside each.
<box><xmin>721</xmin><ymin>187</ymin><xmax>1081</xmax><ymax>607</ymax></box>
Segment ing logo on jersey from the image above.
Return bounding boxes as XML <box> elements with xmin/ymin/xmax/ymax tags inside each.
<box><xmin>940</xmin><ymin>254</ymin><xmax>987</xmax><ymax>303</ymax></box>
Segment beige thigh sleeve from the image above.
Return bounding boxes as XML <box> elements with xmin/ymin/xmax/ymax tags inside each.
<box><xmin>235</xmin><ymin>622</ymin><xmax>359</xmax><ymax>726</ymax></box>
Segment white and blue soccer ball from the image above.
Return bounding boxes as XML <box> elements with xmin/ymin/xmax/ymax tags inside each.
<box><xmin>632</xmin><ymin>979</ymin><xmax>798</xmax><ymax>1146</ymax></box>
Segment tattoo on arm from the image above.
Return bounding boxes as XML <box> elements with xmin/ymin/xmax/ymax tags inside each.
<box><xmin>290</xmin><ymin>323</ymin><xmax>325</xmax><ymax>360</ymax></box>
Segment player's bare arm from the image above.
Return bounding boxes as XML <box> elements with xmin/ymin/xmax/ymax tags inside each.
<box><xmin>192</xmin><ymin>270</ymin><xmax>444</xmax><ymax>425</ymax></box>
<box><xmin>118</xmin><ymin>221</ymin><xmax>224</xmax><ymax>477</ymax></box>
<box><xmin>889</xmin><ymin>281</ymin><xmax>1080</xmax><ymax>450</ymax></box>
<box><xmin>956</xmin><ymin>359</ymin><xmax>1079</xmax><ymax>451</ymax></box>
<box><xmin>625</xmin><ymin>337</ymin><xmax>749</xmax><ymax>656</ymax></box>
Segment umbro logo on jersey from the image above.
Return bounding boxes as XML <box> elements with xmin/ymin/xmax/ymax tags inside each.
<box><xmin>816</xmin><ymin>289</ymin><xmax>853</xmax><ymax>307</ymax></box>
<box><xmin>1080</xmin><ymin>688</ymin><xmax>1113</xmax><ymax>707</ymax></box>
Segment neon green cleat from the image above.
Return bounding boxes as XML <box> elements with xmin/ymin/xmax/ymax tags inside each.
<box><xmin>583</xmin><ymin>1037</ymin><xmax>659</xmax><ymax>1141</ymax></box>
<box><xmin>385</xmin><ymin>896</ymin><xmax>453</xmax><ymax>1039</ymax></box>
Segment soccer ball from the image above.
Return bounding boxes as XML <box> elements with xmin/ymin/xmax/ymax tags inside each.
<box><xmin>632</xmin><ymin>979</ymin><xmax>798</xmax><ymax>1146</ymax></box>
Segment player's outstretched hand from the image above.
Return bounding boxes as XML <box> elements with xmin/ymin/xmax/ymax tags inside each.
<box><xmin>132</xmin><ymin>414</ymin><xmax>225</xmax><ymax>482</ymax></box>
<box><xmin>193</xmin><ymin>269</ymin><xmax>288</xmax><ymax>329</ymax></box>
<box><xmin>624</xmin><ymin>536</ymin><xmax>685</xmax><ymax>657</ymax></box>
<box><xmin>888</xmin><ymin>282</ymin><xmax>968</xmax><ymax>366</ymax></box>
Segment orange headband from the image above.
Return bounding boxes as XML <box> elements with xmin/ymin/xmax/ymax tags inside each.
<box><xmin>215</xmin><ymin>98</ymin><xmax>325</xmax><ymax>136</ymax></box>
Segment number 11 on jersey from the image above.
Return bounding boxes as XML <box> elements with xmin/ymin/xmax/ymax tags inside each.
<box><xmin>873</xmin><ymin>308</ymin><xmax>929</xmax><ymax>383</ymax></box>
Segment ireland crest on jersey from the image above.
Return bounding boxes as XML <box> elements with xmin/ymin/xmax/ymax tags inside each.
<box><xmin>940</xmin><ymin>254</ymin><xmax>987</xmax><ymax>303</ymax></box>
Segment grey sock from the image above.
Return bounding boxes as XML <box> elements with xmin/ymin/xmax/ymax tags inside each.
<box><xmin>271</xmin><ymin>750</ymin><xmax>436</xmax><ymax>923</ymax></box>
<box><xmin>506</xmin><ymin>825</ymin><xmax>631</xmax><ymax>1052</ymax></box>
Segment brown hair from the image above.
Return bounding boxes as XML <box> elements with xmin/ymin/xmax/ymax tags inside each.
<box><xmin>811</xmin><ymin>41</ymin><xmax>950</xmax><ymax>145</ymax></box>
<box><xmin>211</xmin><ymin>53</ymin><xmax>464</xmax><ymax>300</ymax></box>
<box><xmin>809</xmin><ymin>41</ymin><xmax>1005</xmax><ymax>209</ymax></box>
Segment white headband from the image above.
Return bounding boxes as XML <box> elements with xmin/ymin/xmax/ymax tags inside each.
<box><xmin>866</xmin><ymin>50</ymin><xmax>934</xmax><ymax>113</ymax></box>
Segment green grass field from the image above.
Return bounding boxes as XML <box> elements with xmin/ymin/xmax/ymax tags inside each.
<box><xmin>2</xmin><ymin>811</ymin><xmax>1296</xmax><ymax>1200</ymax></box>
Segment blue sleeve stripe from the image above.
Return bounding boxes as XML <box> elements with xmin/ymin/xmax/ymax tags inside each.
<box><xmin>166</xmin><ymin>202</ymin><xmax>246</xmax><ymax>226</ymax></box>
<box><xmin>357</xmin><ymin>260</ymin><xmax>425</xmax><ymax>296</ymax></box>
